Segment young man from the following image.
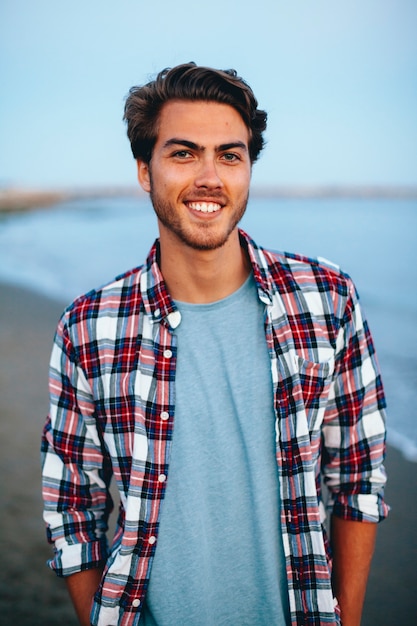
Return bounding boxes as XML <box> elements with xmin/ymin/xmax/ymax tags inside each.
<box><xmin>42</xmin><ymin>63</ymin><xmax>388</xmax><ymax>626</ymax></box>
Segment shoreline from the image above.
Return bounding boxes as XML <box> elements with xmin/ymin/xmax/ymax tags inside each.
<box><xmin>1</xmin><ymin>185</ymin><xmax>417</xmax><ymax>213</ymax></box>
<box><xmin>0</xmin><ymin>282</ymin><xmax>416</xmax><ymax>624</ymax></box>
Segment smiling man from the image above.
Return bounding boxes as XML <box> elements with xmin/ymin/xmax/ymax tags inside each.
<box><xmin>42</xmin><ymin>63</ymin><xmax>388</xmax><ymax>626</ymax></box>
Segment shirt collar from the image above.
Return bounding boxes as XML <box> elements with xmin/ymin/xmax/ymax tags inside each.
<box><xmin>139</xmin><ymin>240</ymin><xmax>180</xmax><ymax>329</ymax></box>
<box><xmin>238</xmin><ymin>229</ymin><xmax>274</xmax><ymax>305</ymax></box>
<box><xmin>140</xmin><ymin>229</ymin><xmax>274</xmax><ymax>327</ymax></box>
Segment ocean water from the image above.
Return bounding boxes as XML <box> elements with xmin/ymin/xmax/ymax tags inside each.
<box><xmin>1</xmin><ymin>195</ymin><xmax>416</xmax><ymax>461</ymax></box>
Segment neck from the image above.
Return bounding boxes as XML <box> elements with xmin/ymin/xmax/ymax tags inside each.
<box><xmin>158</xmin><ymin>229</ymin><xmax>251</xmax><ymax>303</ymax></box>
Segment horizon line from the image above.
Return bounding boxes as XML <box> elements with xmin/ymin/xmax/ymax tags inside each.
<box><xmin>1</xmin><ymin>183</ymin><xmax>417</xmax><ymax>212</ymax></box>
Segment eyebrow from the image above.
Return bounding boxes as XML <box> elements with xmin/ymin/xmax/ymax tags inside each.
<box><xmin>162</xmin><ymin>138</ymin><xmax>248</xmax><ymax>153</ymax></box>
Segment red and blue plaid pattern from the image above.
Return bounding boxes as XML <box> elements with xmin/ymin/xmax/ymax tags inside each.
<box><xmin>42</xmin><ymin>229</ymin><xmax>388</xmax><ymax>626</ymax></box>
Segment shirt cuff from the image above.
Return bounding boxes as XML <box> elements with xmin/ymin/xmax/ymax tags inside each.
<box><xmin>48</xmin><ymin>538</ymin><xmax>108</xmax><ymax>577</ymax></box>
<box><xmin>330</xmin><ymin>492</ymin><xmax>390</xmax><ymax>523</ymax></box>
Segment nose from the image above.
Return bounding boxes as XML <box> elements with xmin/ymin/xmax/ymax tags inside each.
<box><xmin>194</xmin><ymin>156</ymin><xmax>223</xmax><ymax>188</ymax></box>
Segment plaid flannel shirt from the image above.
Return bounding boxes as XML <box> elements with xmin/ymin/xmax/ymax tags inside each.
<box><xmin>42</xmin><ymin>229</ymin><xmax>388</xmax><ymax>626</ymax></box>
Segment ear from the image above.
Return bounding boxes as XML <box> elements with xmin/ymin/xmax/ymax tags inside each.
<box><xmin>136</xmin><ymin>159</ymin><xmax>151</xmax><ymax>193</ymax></box>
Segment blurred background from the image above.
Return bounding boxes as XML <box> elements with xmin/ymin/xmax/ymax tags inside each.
<box><xmin>0</xmin><ymin>1</ymin><xmax>416</xmax><ymax>624</ymax></box>
<box><xmin>1</xmin><ymin>0</ymin><xmax>416</xmax><ymax>190</ymax></box>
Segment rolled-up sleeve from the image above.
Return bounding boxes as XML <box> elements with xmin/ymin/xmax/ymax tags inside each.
<box><xmin>322</xmin><ymin>278</ymin><xmax>389</xmax><ymax>523</ymax></box>
<box><xmin>41</xmin><ymin>313</ymin><xmax>113</xmax><ymax>576</ymax></box>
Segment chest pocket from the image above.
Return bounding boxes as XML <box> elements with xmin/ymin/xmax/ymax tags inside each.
<box><xmin>296</xmin><ymin>355</ymin><xmax>335</xmax><ymax>427</ymax></box>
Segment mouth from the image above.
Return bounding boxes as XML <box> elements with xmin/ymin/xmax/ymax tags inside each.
<box><xmin>186</xmin><ymin>201</ymin><xmax>222</xmax><ymax>214</ymax></box>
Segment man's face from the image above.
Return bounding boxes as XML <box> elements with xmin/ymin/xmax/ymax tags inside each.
<box><xmin>137</xmin><ymin>100</ymin><xmax>252</xmax><ymax>251</ymax></box>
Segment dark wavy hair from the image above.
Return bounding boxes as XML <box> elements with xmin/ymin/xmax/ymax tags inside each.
<box><xmin>124</xmin><ymin>62</ymin><xmax>267</xmax><ymax>164</ymax></box>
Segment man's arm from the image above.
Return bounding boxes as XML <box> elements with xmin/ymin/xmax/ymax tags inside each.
<box><xmin>66</xmin><ymin>568</ymin><xmax>103</xmax><ymax>626</ymax></box>
<box><xmin>321</xmin><ymin>277</ymin><xmax>388</xmax><ymax>621</ymax></box>
<box><xmin>42</xmin><ymin>313</ymin><xmax>112</xmax><ymax>612</ymax></box>
<box><xmin>331</xmin><ymin>516</ymin><xmax>377</xmax><ymax>626</ymax></box>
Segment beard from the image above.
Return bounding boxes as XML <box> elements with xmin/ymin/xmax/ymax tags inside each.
<box><xmin>149</xmin><ymin>186</ymin><xmax>249</xmax><ymax>252</ymax></box>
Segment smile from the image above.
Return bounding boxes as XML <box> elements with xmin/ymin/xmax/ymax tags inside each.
<box><xmin>187</xmin><ymin>202</ymin><xmax>222</xmax><ymax>213</ymax></box>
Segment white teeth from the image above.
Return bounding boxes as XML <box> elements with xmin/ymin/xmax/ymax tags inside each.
<box><xmin>188</xmin><ymin>202</ymin><xmax>221</xmax><ymax>213</ymax></box>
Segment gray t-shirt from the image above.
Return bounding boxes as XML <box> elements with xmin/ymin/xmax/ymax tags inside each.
<box><xmin>140</xmin><ymin>273</ymin><xmax>290</xmax><ymax>625</ymax></box>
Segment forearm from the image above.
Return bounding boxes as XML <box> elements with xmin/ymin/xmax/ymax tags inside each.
<box><xmin>331</xmin><ymin>515</ymin><xmax>377</xmax><ymax>626</ymax></box>
<box><xmin>65</xmin><ymin>567</ymin><xmax>103</xmax><ymax>626</ymax></box>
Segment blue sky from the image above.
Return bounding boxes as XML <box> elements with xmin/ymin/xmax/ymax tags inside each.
<box><xmin>1</xmin><ymin>0</ymin><xmax>416</xmax><ymax>189</ymax></box>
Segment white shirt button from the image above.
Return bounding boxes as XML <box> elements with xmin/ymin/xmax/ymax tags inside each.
<box><xmin>158</xmin><ymin>474</ymin><xmax>167</xmax><ymax>482</ymax></box>
<box><xmin>132</xmin><ymin>598</ymin><xmax>140</xmax><ymax>608</ymax></box>
<box><xmin>167</xmin><ymin>310</ymin><xmax>181</xmax><ymax>329</ymax></box>
<box><xmin>163</xmin><ymin>349</ymin><xmax>172</xmax><ymax>359</ymax></box>
<box><xmin>154</xmin><ymin>308</ymin><xmax>161</xmax><ymax>318</ymax></box>
<box><xmin>160</xmin><ymin>411</ymin><xmax>169</xmax><ymax>421</ymax></box>
<box><xmin>148</xmin><ymin>535</ymin><xmax>156</xmax><ymax>545</ymax></box>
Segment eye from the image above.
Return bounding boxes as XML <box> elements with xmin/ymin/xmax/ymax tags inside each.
<box><xmin>173</xmin><ymin>150</ymin><xmax>192</xmax><ymax>159</ymax></box>
<box><xmin>221</xmin><ymin>152</ymin><xmax>241</xmax><ymax>163</ymax></box>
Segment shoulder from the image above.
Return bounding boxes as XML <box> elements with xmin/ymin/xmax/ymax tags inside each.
<box><xmin>241</xmin><ymin>229</ymin><xmax>357</xmax><ymax>311</ymax></box>
<box><xmin>62</xmin><ymin>264</ymin><xmax>145</xmax><ymax>327</ymax></box>
<box><xmin>262</xmin><ymin>246</ymin><xmax>354</xmax><ymax>298</ymax></box>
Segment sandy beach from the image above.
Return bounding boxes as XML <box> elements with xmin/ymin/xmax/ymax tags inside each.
<box><xmin>0</xmin><ymin>282</ymin><xmax>415</xmax><ymax>625</ymax></box>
